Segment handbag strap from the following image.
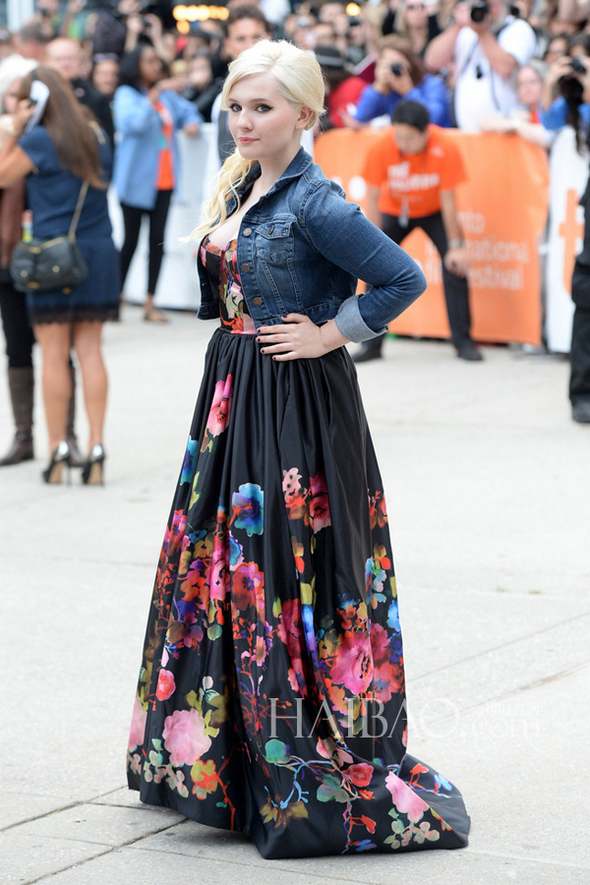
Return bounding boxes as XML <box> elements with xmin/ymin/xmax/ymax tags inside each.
<box><xmin>67</xmin><ymin>182</ymin><xmax>89</xmax><ymax>241</ymax></box>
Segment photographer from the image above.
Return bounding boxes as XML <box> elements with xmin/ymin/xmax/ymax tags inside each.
<box><xmin>425</xmin><ymin>0</ymin><xmax>536</xmax><ymax>130</ymax></box>
<box><xmin>92</xmin><ymin>0</ymin><xmax>168</xmax><ymax>61</ymax></box>
<box><xmin>353</xmin><ymin>36</ymin><xmax>451</xmax><ymax>126</ymax></box>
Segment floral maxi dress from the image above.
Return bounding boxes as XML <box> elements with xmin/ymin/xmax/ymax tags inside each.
<box><xmin>126</xmin><ymin>234</ymin><xmax>471</xmax><ymax>859</ymax></box>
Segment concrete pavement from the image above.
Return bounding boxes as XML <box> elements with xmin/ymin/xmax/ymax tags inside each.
<box><xmin>1</xmin><ymin>305</ymin><xmax>589</xmax><ymax>884</ymax></box>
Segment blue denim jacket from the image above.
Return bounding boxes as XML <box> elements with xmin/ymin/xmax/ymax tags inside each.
<box><xmin>196</xmin><ymin>146</ymin><xmax>426</xmax><ymax>342</ymax></box>
<box><xmin>113</xmin><ymin>86</ymin><xmax>202</xmax><ymax>210</ymax></box>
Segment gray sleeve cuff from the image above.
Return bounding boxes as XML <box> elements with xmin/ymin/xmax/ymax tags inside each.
<box><xmin>333</xmin><ymin>295</ymin><xmax>386</xmax><ymax>343</ymax></box>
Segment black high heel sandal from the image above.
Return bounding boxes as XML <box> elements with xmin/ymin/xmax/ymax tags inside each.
<box><xmin>42</xmin><ymin>440</ymin><xmax>72</xmax><ymax>485</ymax></box>
<box><xmin>81</xmin><ymin>443</ymin><xmax>106</xmax><ymax>486</ymax></box>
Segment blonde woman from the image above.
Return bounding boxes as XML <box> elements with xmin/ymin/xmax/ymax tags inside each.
<box><xmin>127</xmin><ymin>39</ymin><xmax>470</xmax><ymax>859</ymax></box>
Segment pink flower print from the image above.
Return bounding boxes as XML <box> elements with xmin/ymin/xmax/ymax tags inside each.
<box><xmin>346</xmin><ymin>762</ymin><xmax>374</xmax><ymax>787</ymax></box>
<box><xmin>206</xmin><ymin>374</ymin><xmax>233</xmax><ymax>437</ymax></box>
<box><xmin>162</xmin><ymin>509</ymin><xmax>187</xmax><ymax>559</ymax></box>
<box><xmin>315</xmin><ymin>737</ymin><xmax>354</xmax><ymax>766</ymax></box>
<box><xmin>370</xmin><ymin>623</ymin><xmax>391</xmax><ymax>664</ymax></box>
<box><xmin>155</xmin><ymin>668</ymin><xmax>176</xmax><ymax>701</ymax></box>
<box><xmin>282</xmin><ymin>467</ymin><xmax>302</xmax><ymax>499</ymax></box>
<box><xmin>209</xmin><ymin>558</ymin><xmax>228</xmax><ymax>601</ymax></box>
<box><xmin>162</xmin><ymin>708</ymin><xmax>212</xmax><ymax>767</ymax></box>
<box><xmin>209</xmin><ymin>533</ymin><xmax>229</xmax><ymax>601</ymax></box>
<box><xmin>385</xmin><ymin>771</ymin><xmax>429</xmax><ymax>823</ymax></box>
<box><xmin>128</xmin><ymin>695</ymin><xmax>147</xmax><ymax>749</ymax></box>
<box><xmin>282</xmin><ymin>468</ymin><xmax>306</xmax><ymax>520</ymax></box>
<box><xmin>232</xmin><ymin>561</ymin><xmax>264</xmax><ymax>611</ymax></box>
<box><xmin>330</xmin><ymin>631</ymin><xmax>373</xmax><ymax>694</ymax></box>
<box><xmin>309</xmin><ymin>472</ymin><xmax>331</xmax><ymax>533</ymax></box>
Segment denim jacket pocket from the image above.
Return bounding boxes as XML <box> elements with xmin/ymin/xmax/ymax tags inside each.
<box><xmin>255</xmin><ymin>215</ymin><xmax>296</xmax><ymax>265</ymax></box>
<box><xmin>255</xmin><ymin>214</ymin><xmax>303</xmax><ymax>312</ymax></box>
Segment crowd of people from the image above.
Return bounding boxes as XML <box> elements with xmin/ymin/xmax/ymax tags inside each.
<box><xmin>0</xmin><ymin>0</ymin><xmax>589</xmax><ymax>487</ymax></box>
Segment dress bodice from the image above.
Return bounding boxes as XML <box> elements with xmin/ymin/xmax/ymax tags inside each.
<box><xmin>199</xmin><ymin>235</ymin><xmax>256</xmax><ymax>335</ymax></box>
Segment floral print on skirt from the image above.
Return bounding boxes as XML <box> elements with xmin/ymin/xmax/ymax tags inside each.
<box><xmin>126</xmin><ymin>236</ymin><xmax>471</xmax><ymax>859</ymax></box>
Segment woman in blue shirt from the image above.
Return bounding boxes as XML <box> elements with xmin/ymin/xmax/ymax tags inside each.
<box><xmin>113</xmin><ymin>45</ymin><xmax>201</xmax><ymax>322</ymax></box>
<box><xmin>354</xmin><ymin>35</ymin><xmax>450</xmax><ymax>127</ymax></box>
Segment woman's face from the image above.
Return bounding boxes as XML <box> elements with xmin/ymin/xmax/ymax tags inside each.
<box><xmin>545</xmin><ymin>36</ymin><xmax>568</xmax><ymax>64</ymax></box>
<box><xmin>377</xmin><ymin>48</ymin><xmax>413</xmax><ymax>85</ymax></box>
<box><xmin>404</xmin><ymin>1</ymin><xmax>428</xmax><ymax>28</ymax></box>
<box><xmin>227</xmin><ymin>72</ymin><xmax>310</xmax><ymax>162</ymax></box>
<box><xmin>139</xmin><ymin>47</ymin><xmax>163</xmax><ymax>85</ymax></box>
<box><xmin>189</xmin><ymin>57</ymin><xmax>213</xmax><ymax>88</ymax></box>
<box><xmin>93</xmin><ymin>59</ymin><xmax>119</xmax><ymax>95</ymax></box>
<box><xmin>517</xmin><ymin>66</ymin><xmax>542</xmax><ymax>107</ymax></box>
<box><xmin>2</xmin><ymin>78</ymin><xmax>21</xmax><ymax>114</ymax></box>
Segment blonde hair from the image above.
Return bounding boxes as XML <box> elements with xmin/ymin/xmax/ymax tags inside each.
<box><xmin>191</xmin><ymin>39</ymin><xmax>325</xmax><ymax>242</ymax></box>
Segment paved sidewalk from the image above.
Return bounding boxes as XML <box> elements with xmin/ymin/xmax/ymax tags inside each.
<box><xmin>1</xmin><ymin>307</ymin><xmax>589</xmax><ymax>884</ymax></box>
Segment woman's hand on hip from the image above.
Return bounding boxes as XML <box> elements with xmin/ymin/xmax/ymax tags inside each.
<box><xmin>256</xmin><ymin>314</ymin><xmax>349</xmax><ymax>360</ymax></box>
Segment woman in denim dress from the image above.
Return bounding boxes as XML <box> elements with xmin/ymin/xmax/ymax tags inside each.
<box><xmin>127</xmin><ymin>39</ymin><xmax>471</xmax><ymax>859</ymax></box>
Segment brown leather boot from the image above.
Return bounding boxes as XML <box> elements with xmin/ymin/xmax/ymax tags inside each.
<box><xmin>0</xmin><ymin>366</ymin><xmax>34</xmax><ymax>466</ymax></box>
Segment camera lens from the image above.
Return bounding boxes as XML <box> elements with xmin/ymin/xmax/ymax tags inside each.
<box><xmin>470</xmin><ymin>1</ymin><xmax>490</xmax><ymax>23</ymax></box>
<box><xmin>390</xmin><ymin>63</ymin><xmax>404</xmax><ymax>76</ymax></box>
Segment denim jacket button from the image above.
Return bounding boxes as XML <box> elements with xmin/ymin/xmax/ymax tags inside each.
<box><xmin>252</xmin><ymin>296</ymin><xmax>263</xmax><ymax>305</ymax></box>
<box><xmin>243</xmin><ymin>227</ymin><xmax>252</xmax><ymax>236</ymax></box>
<box><xmin>241</xmin><ymin>262</ymin><xmax>251</xmax><ymax>272</ymax></box>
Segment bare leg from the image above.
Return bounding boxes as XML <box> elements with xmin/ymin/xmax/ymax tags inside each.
<box><xmin>33</xmin><ymin>323</ymin><xmax>72</xmax><ymax>452</ymax></box>
<box><xmin>72</xmin><ymin>321</ymin><xmax>108</xmax><ymax>451</ymax></box>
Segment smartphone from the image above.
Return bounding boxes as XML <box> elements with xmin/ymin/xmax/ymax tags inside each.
<box><xmin>24</xmin><ymin>79</ymin><xmax>50</xmax><ymax>133</ymax></box>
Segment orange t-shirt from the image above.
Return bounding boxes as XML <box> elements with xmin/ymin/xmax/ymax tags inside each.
<box><xmin>155</xmin><ymin>100</ymin><xmax>175</xmax><ymax>191</ymax></box>
<box><xmin>363</xmin><ymin>125</ymin><xmax>467</xmax><ymax>218</ymax></box>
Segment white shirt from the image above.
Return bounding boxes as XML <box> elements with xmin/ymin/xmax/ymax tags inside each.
<box><xmin>454</xmin><ymin>17</ymin><xmax>536</xmax><ymax>132</ymax></box>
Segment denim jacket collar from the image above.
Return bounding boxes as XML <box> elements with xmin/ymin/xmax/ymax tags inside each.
<box><xmin>227</xmin><ymin>145</ymin><xmax>313</xmax><ymax>213</ymax></box>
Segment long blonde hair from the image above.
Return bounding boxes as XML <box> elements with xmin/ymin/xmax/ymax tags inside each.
<box><xmin>191</xmin><ymin>40</ymin><xmax>325</xmax><ymax>241</ymax></box>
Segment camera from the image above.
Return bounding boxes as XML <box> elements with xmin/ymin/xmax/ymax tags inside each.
<box><xmin>570</xmin><ymin>57</ymin><xmax>587</xmax><ymax>75</ymax></box>
<box><xmin>470</xmin><ymin>1</ymin><xmax>490</xmax><ymax>23</ymax></box>
<box><xmin>390</xmin><ymin>63</ymin><xmax>406</xmax><ymax>76</ymax></box>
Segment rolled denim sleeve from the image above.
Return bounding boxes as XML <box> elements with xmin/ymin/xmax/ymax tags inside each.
<box><xmin>302</xmin><ymin>180</ymin><xmax>427</xmax><ymax>342</ymax></box>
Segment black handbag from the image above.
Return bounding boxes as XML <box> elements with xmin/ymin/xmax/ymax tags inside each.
<box><xmin>10</xmin><ymin>182</ymin><xmax>89</xmax><ymax>294</ymax></box>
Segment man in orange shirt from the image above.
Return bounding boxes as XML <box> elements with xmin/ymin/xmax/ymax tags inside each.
<box><xmin>354</xmin><ymin>100</ymin><xmax>483</xmax><ymax>362</ymax></box>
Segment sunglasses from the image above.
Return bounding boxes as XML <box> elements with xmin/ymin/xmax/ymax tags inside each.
<box><xmin>406</xmin><ymin>3</ymin><xmax>426</xmax><ymax>9</ymax></box>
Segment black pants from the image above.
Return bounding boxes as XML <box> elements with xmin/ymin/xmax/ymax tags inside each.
<box><xmin>120</xmin><ymin>189</ymin><xmax>173</xmax><ymax>295</ymax></box>
<box><xmin>381</xmin><ymin>211</ymin><xmax>472</xmax><ymax>347</ymax></box>
<box><xmin>0</xmin><ymin>276</ymin><xmax>35</xmax><ymax>369</ymax></box>
<box><xmin>569</xmin><ymin>305</ymin><xmax>590</xmax><ymax>404</ymax></box>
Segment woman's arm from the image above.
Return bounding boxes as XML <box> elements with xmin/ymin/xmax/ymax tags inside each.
<box><xmin>302</xmin><ymin>180</ymin><xmax>427</xmax><ymax>342</ymax></box>
<box><xmin>165</xmin><ymin>92</ymin><xmax>202</xmax><ymax>133</ymax></box>
<box><xmin>354</xmin><ymin>86</ymin><xmax>391</xmax><ymax>123</ymax></box>
<box><xmin>0</xmin><ymin>143</ymin><xmax>35</xmax><ymax>187</ymax></box>
<box><xmin>408</xmin><ymin>75</ymin><xmax>450</xmax><ymax>126</ymax></box>
<box><xmin>539</xmin><ymin>96</ymin><xmax>570</xmax><ymax>131</ymax></box>
<box><xmin>113</xmin><ymin>86</ymin><xmax>157</xmax><ymax>136</ymax></box>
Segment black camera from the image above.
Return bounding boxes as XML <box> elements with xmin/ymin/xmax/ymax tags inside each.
<box><xmin>570</xmin><ymin>56</ymin><xmax>587</xmax><ymax>75</ymax></box>
<box><xmin>470</xmin><ymin>1</ymin><xmax>490</xmax><ymax>23</ymax></box>
<box><xmin>390</xmin><ymin>63</ymin><xmax>406</xmax><ymax>76</ymax></box>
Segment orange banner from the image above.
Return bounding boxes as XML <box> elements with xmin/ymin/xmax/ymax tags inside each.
<box><xmin>314</xmin><ymin>129</ymin><xmax>549</xmax><ymax>345</ymax></box>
